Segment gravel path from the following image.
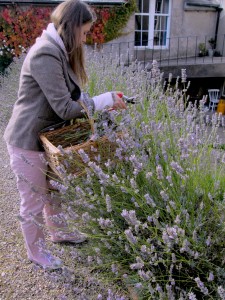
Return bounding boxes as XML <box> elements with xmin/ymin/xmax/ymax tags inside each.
<box><xmin>0</xmin><ymin>71</ymin><xmax>74</xmax><ymax>299</ymax></box>
<box><xmin>0</xmin><ymin>59</ymin><xmax>126</xmax><ymax>300</ymax></box>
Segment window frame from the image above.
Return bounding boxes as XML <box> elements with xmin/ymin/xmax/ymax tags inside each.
<box><xmin>134</xmin><ymin>0</ymin><xmax>171</xmax><ymax>50</ymax></box>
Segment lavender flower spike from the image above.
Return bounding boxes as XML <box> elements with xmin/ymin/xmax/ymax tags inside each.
<box><xmin>121</xmin><ymin>209</ymin><xmax>140</xmax><ymax>226</ymax></box>
<box><xmin>124</xmin><ymin>228</ymin><xmax>138</xmax><ymax>245</ymax></box>
<box><xmin>194</xmin><ymin>277</ymin><xmax>209</xmax><ymax>295</ymax></box>
<box><xmin>105</xmin><ymin>194</ymin><xmax>112</xmax><ymax>213</ymax></box>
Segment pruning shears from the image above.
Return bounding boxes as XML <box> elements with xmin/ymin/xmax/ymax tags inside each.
<box><xmin>117</xmin><ymin>92</ymin><xmax>137</xmax><ymax>104</ymax></box>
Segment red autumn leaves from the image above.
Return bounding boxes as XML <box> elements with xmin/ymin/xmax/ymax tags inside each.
<box><xmin>0</xmin><ymin>6</ymin><xmax>52</xmax><ymax>57</ymax></box>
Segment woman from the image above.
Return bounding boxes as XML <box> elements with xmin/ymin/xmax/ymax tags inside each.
<box><xmin>4</xmin><ymin>0</ymin><xmax>126</xmax><ymax>269</ymax></box>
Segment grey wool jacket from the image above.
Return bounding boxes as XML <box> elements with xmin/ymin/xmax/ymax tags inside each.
<box><xmin>4</xmin><ymin>32</ymin><xmax>94</xmax><ymax>151</ymax></box>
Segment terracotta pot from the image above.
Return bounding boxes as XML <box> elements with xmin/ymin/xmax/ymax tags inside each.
<box><xmin>217</xmin><ymin>99</ymin><xmax>225</xmax><ymax>115</ymax></box>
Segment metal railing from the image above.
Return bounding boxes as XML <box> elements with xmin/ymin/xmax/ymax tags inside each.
<box><xmin>88</xmin><ymin>34</ymin><xmax>225</xmax><ymax>68</ymax></box>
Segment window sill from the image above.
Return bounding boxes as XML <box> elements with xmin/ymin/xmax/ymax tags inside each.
<box><xmin>134</xmin><ymin>46</ymin><xmax>169</xmax><ymax>50</ymax></box>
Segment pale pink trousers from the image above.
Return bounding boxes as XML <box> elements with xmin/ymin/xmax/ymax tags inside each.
<box><xmin>7</xmin><ymin>144</ymin><xmax>63</xmax><ymax>265</ymax></box>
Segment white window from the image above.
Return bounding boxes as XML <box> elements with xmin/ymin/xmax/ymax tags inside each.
<box><xmin>135</xmin><ymin>0</ymin><xmax>171</xmax><ymax>49</ymax></box>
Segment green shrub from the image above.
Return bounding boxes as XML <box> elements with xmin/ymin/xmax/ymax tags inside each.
<box><xmin>51</xmin><ymin>53</ymin><xmax>225</xmax><ymax>299</ymax></box>
<box><xmin>0</xmin><ymin>55</ymin><xmax>13</xmax><ymax>73</ymax></box>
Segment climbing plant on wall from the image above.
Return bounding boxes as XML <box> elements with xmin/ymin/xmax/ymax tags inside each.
<box><xmin>87</xmin><ymin>0</ymin><xmax>137</xmax><ymax>44</ymax></box>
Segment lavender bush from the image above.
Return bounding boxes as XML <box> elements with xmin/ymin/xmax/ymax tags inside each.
<box><xmin>55</xmin><ymin>49</ymin><xmax>225</xmax><ymax>299</ymax></box>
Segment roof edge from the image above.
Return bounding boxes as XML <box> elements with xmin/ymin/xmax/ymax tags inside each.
<box><xmin>184</xmin><ymin>0</ymin><xmax>222</xmax><ymax>11</ymax></box>
<box><xmin>0</xmin><ymin>0</ymin><xmax>126</xmax><ymax>4</ymax></box>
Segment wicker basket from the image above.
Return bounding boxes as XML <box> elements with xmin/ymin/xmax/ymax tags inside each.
<box><xmin>39</xmin><ymin>102</ymin><xmax>120</xmax><ymax>179</ymax></box>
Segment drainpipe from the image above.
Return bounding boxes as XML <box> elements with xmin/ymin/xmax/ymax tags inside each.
<box><xmin>214</xmin><ymin>7</ymin><xmax>223</xmax><ymax>49</ymax></box>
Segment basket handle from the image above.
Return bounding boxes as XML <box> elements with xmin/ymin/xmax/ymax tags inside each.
<box><xmin>77</xmin><ymin>99</ymin><xmax>95</xmax><ymax>134</ymax></box>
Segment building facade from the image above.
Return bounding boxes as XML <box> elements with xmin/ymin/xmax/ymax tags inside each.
<box><xmin>1</xmin><ymin>0</ymin><xmax>225</xmax><ymax>98</ymax></box>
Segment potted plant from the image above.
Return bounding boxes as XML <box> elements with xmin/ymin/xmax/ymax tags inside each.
<box><xmin>198</xmin><ymin>43</ymin><xmax>207</xmax><ymax>57</ymax></box>
<box><xmin>208</xmin><ymin>38</ymin><xmax>216</xmax><ymax>57</ymax></box>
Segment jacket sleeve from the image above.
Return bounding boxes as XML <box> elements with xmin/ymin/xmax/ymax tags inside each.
<box><xmin>30</xmin><ymin>44</ymin><xmax>94</xmax><ymax>120</ymax></box>
<box><xmin>80</xmin><ymin>91</ymin><xmax>115</xmax><ymax>113</ymax></box>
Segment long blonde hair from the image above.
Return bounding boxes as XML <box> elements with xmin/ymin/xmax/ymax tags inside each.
<box><xmin>51</xmin><ymin>0</ymin><xmax>94</xmax><ymax>87</ymax></box>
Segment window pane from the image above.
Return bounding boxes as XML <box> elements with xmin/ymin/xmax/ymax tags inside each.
<box><xmin>160</xmin><ymin>16</ymin><xmax>168</xmax><ymax>30</ymax></box>
<box><xmin>155</xmin><ymin>0</ymin><xmax>169</xmax><ymax>14</ymax></box>
<box><xmin>137</xmin><ymin>0</ymin><xmax>150</xmax><ymax>13</ymax></box>
<box><xmin>135</xmin><ymin>31</ymin><xmax>149</xmax><ymax>46</ymax></box>
<box><xmin>135</xmin><ymin>15</ymin><xmax>142</xmax><ymax>30</ymax></box>
<box><xmin>154</xmin><ymin>31</ymin><xmax>167</xmax><ymax>46</ymax></box>
<box><xmin>137</xmin><ymin>0</ymin><xmax>142</xmax><ymax>12</ymax></box>
<box><xmin>154</xmin><ymin>16</ymin><xmax>168</xmax><ymax>31</ymax></box>
<box><xmin>142</xmin><ymin>15</ymin><xmax>149</xmax><ymax>31</ymax></box>
<box><xmin>135</xmin><ymin>32</ymin><xmax>141</xmax><ymax>46</ymax></box>
<box><xmin>142</xmin><ymin>32</ymin><xmax>149</xmax><ymax>46</ymax></box>
<box><xmin>143</xmin><ymin>0</ymin><xmax>149</xmax><ymax>13</ymax></box>
<box><xmin>154</xmin><ymin>32</ymin><xmax>160</xmax><ymax>46</ymax></box>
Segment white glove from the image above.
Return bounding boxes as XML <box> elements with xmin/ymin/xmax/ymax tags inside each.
<box><xmin>92</xmin><ymin>92</ymin><xmax>114</xmax><ymax>111</ymax></box>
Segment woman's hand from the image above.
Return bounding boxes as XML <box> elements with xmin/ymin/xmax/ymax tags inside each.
<box><xmin>111</xmin><ymin>92</ymin><xmax>127</xmax><ymax>110</ymax></box>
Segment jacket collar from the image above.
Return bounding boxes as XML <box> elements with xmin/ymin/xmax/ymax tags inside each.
<box><xmin>44</xmin><ymin>23</ymin><xmax>67</xmax><ymax>58</ymax></box>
